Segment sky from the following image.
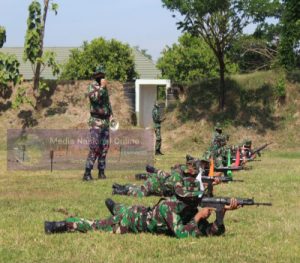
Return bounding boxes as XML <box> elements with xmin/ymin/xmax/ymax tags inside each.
<box><xmin>0</xmin><ymin>0</ymin><xmax>260</xmax><ymax>62</ymax></box>
<box><xmin>0</xmin><ymin>0</ymin><xmax>184</xmax><ymax>61</ymax></box>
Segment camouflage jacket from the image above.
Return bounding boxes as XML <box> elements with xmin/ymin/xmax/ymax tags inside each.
<box><xmin>87</xmin><ymin>81</ymin><xmax>113</xmax><ymax>128</ymax></box>
<box><xmin>147</xmin><ymin>196</ymin><xmax>220</xmax><ymax>238</ymax></box>
<box><xmin>152</xmin><ymin>106</ymin><xmax>161</xmax><ymax>128</ymax></box>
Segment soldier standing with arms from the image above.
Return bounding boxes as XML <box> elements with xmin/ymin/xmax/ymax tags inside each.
<box><xmin>83</xmin><ymin>66</ymin><xmax>113</xmax><ymax>181</ymax></box>
<box><xmin>152</xmin><ymin>102</ymin><xmax>164</xmax><ymax>155</ymax></box>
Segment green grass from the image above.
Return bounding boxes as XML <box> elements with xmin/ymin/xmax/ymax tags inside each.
<box><xmin>0</xmin><ymin>149</ymin><xmax>299</xmax><ymax>263</ymax></box>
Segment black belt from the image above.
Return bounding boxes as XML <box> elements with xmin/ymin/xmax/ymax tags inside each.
<box><xmin>90</xmin><ymin>113</ymin><xmax>109</xmax><ymax>119</ymax></box>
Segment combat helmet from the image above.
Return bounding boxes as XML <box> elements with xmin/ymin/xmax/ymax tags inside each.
<box><xmin>92</xmin><ymin>65</ymin><xmax>106</xmax><ymax>78</ymax></box>
<box><xmin>175</xmin><ymin>177</ymin><xmax>203</xmax><ymax>198</ymax></box>
<box><xmin>243</xmin><ymin>139</ymin><xmax>252</xmax><ymax>148</ymax></box>
<box><xmin>214</xmin><ymin>122</ymin><xmax>222</xmax><ymax>132</ymax></box>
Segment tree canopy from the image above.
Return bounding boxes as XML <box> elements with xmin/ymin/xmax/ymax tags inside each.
<box><xmin>161</xmin><ymin>0</ymin><xmax>282</xmax><ymax>110</ymax></box>
<box><xmin>157</xmin><ymin>33</ymin><xmax>238</xmax><ymax>84</ymax></box>
<box><xmin>60</xmin><ymin>37</ymin><xmax>138</xmax><ymax>82</ymax></box>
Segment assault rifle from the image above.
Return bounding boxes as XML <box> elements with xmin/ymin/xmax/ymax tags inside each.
<box><xmin>204</xmin><ymin>165</ymin><xmax>243</xmax><ymax>176</ymax></box>
<box><xmin>199</xmin><ymin>197</ymin><xmax>272</xmax><ymax>225</ymax></box>
<box><xmin>201</xmin><ymin>176</ymin><xmax>244</xmax><ymax>197</ymax></box>
<box><xmin>250</xmin><ymin>142</ymin><xmax>272</xmax><ymax>157</ymax></box>
<box><xmin>201</xmin><ymin>176</ymin><xmax>244</xmax><ymax>183</ymax></box>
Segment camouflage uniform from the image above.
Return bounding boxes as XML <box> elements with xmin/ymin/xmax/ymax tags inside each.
<box><xmin>45</xmin><ymin>178</ymin><xmax>225</xmax><ymax>237</ymax></box>
<box><xmin>64</xmin><ymin>199</ymin><xmax>222</xmax><ymax>238</ymax></box>
<box><xmin>152</xmin><ymin>103</ymin><xmax>162</xmax><ymax>153</ymax></box>
<box><xmin>85</xmin><ymin>81</ymin><xmax>113</xmax><ymax>172</ymax></box>
<box><xmin>114</xmin><ymin>163</ymin><xmax>199</xmax><ymax>197</ymax></box>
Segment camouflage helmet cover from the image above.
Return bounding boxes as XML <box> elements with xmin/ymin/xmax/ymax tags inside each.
<box><xmin>243</xmin><ymin>139</ymin><xmax>252</xmax><ymax>147</ymax></box>
<box><xmin>175</xmin><ymin>177</ymin><xmax>203</xmax><ymax>198</ymax></box>
<box><xmin>214</xmin><ymin>122</ymin><xmax>222</xmax><ymax>131</ymax></box>
<box><xmin>92</xmin><ymin>65</ymin><xmax>106</xmax><ymax>77</ymax></box>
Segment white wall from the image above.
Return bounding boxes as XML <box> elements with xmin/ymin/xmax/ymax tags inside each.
<box><xmin>140</xmin><ymin>85</ymin><xmax>157</xmax><ymax>128</ymax></box>
<box><xmin>135</xmin><ymin>79</ymin><xmax>171</xmax><ymax>128</ymax></box>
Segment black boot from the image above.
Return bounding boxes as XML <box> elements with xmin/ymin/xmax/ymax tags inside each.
<box><xmin>146</xmin><ymin>164</ymin><xmax>158</xmax><ymax>173</ymax></box>
<box><xmin>135</xmin><ymin>173</ymin><xmax>148</xmax><ymax>180</ymax></box>
<box><xmin>112</xmin><ymin>183</ymin><xmax>123</xmax><ymax>189</ymax></box>
<box><xmin>105</xmin><ymin>198</ymin><xmax>116</xmax><ymax>215</ymax></box>
<box><xmin>98</xmin><ymin>169</ymin><xmax>106</xmax><ymax>179</ymax></box>
<box><xmin>44</xmin><ymin>221</ymin><xmax>67</xmax><ymax>234</ymax></box>
<box><xmin>155</xmin><ymin>150</ymin><xmax>164</xmax><ymax>155</ymax></box>
<box><xmin>112</xmin><ymin>185</ymin><xmax>129</xmax><ymax>195</ymax></box>
<box><xmin>82</xmin><ymin>168</ymin><xmax>93</xmax><ymax>181</ymax></box>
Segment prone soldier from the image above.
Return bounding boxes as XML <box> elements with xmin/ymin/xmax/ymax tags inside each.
<box><xmin>44</xmin><ymin>178</ymin><xmax>242</xmax><ymax>238</ymax></box>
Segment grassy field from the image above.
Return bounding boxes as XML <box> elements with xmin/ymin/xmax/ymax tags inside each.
<box><xmin>0</xmin><ymin>147</ymin><xmax>299</xmax><ymax>263</ymax></box>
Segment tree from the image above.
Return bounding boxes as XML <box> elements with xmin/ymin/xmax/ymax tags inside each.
<box><xmin>23</xmin><ymin>0</ymin><xmax>59</xmax><ymax>102</ymax></box>
<box><xmin>279</xmin><ymin>0</ymin><xmax>300</xmax><ymax>69</ymax></box>
<box><xmin>0</xmin><ymin>26</ymin><xmax>20</xmax><ymax>96</ymax></box>
<box><xmin>161</xmin><ymin>0</ymin><xmax>281</xmax><ymax>110</ymax></box>
<box><xmin>157</xmin><ymin>33</ymin><xmax>238</xmax><ymax>83</ymax></box>
<box><xmin>0</xmin><ymin>26</ymin><xmax>6</xmax><ymax>48</ymax></box>
<box><xmin>229</xmin><ymin>35</ymin><xmax>278</xmax><ymax>72</ymax></box>
<box><xmin>60</xmin><ymin>38</ymin><xmax>137</xmax><ymax>82</ymax></box>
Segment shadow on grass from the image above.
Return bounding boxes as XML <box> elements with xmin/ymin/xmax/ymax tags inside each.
<box><xmin>17</xmin><ymin>110</ymin><xmax>38</xmax><ymax>129</ymax></box>
<box><xmin>170</xmin><ymin>77</ymin><xmax>281</xmax><ymax>134</ymax></box>
<box><xmin>0</xmin><ymin>86</ymin><xmax>13</xmax><ymax>113</ymax></box>
<box><xmin>36</xmin><ymin>80</ymin><xmax>58</xmax><ymax>109</ymax></box>
<box><xmin>44</xmin><ymin>101</ymin><xmax>68</xmax><ymax>117</ymax></box>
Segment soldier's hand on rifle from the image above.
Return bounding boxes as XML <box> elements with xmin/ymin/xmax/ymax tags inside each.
<box><xmin>213</xmin><ymin>177</ymin><xmax>221</xmax><ymax>185</ymax></box>
<box><xmin>224</xmin><ymin>198</ymin><xmax>240</xmax><ymax>211</ymax></box>
<box><xmin>194</xmin><ymin>207</ymin><xmax>215</xmax><ymax>222</ymax></box>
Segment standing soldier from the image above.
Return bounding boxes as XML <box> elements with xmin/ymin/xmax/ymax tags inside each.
<box><xmin>83</xmin><ymin>65</ymin><xmax>113</xmax><ymax>181</ymax></box>
<box><xmin>152</xmin><ymin>102</ymin><xmax>164</xmax><ymax>155</ymax></box>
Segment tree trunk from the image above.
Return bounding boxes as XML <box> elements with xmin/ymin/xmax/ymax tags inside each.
<box><xmin>218</xmin><ymin>56</ymin><xmax>226</xmax><ymax>111</ymax></box>
<box><xmin>33</xmin><ymin>0</ymin><xmax>49</xmax><ymax>109</ymax></box>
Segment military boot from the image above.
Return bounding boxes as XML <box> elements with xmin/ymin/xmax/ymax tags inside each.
<box><xmin>98</xmin><ymin>169</ymin><xmax>106</xmax><ymax>179</ymax></box>
<box><xmin>146</xmin><ymin>164</ymin><xmax>158</xmax><ymax>173</ymax></box>
<box><xmin>82</xmin><ymin>168</ymin><xmax>93</xmax><ymax>181</ymax></box>
<box><xmin>155</xmin><ymin>150</ymin><xmax>164</xmax><ymax>155</ymax></box>
<box><xmin>112</xmin><ymin>183</ymin><xmax>123</xmax><ymax>189</ymax></box>
<box><xmin>112</xmin><ymin>185</ymin><xmax>129</xmax><ymax>195</ymax></box>
<box><xmin>105</xmin><ymin>198</ymin><xmax>116</xmax><ymax>215</ymax></box>
<box><xmin>44</xmin><ymin>221</ymin><xmax>67</xmax><ymax>234</ymax></box>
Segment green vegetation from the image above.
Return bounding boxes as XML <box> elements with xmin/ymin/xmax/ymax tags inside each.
<box><xmin>0</xmin><ymin>26</ymin><xmax>21</xmax><ymax>96</ymax></box>
<box><xmin>60</xmin><ymin>38</ymin><xmax>138</xmax><ymax>82</ymax></box>
<box><xmin>23</xmin><ymin>0</ymin><xmax>60</xmax><ymax>102</ymax></box>
<box><xmin>157</xmin><ymin>33</ymin><xmax>238</xmax><ymax>84</ymax></box>
<box><xmin>161</xmin><ymin>0</ymin><xmax>281</xmax><ymax>110</ymax></box>
<box><xmin>279</xmin><ymin>0</ymin><xmax>300</xmax><ymax>69</ymax></box>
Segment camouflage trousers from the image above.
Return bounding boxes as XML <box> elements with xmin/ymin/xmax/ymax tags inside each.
<box><xmin>85</xmin><ymin>127</ymin><xmax>110</xmax><ymax>170</ymax></box>
<box><xmin>127</xmin><ymin>171</ymin><xmax>168</xmax><ymax>197</ymax></box>
<box><xmin>154</xmin><ymin>127</ymin><xmax>161</xmax><ymax>151</ymax></box>
<box><xmin>65</xmin><ymin>203</ymin><xmax>150</xmax><ymax>234</ymax></box>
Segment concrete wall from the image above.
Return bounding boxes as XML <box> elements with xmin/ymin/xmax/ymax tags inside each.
<box><xmin>135</xmin><ymin>79</ymin><xmax>171</xmax><ymax>128</ymax></box>
<box><xmin>139</xmin><ymin>85</ymin><xmax>157</xmax><ymax>128</ymax></box>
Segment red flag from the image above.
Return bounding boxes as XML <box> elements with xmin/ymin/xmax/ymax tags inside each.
<box><xmin>234</xmin><ymin>147</ymin><xmax>240</xmax><ymax>167</ymax></box>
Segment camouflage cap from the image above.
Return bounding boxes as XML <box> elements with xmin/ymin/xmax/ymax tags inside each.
<box><xmin>214</xmin><ymin>122</ymin><xmax>222</xmax><ymax>131</ymax></box>
<box><xmin>92</xmin><ymin>65</ymin><xmax>106</xmax><ymax>77</ymax></box>
<box><xmin>175</xmin><ymin>177</ymin><xmax>203</xmax><ymax>198</ymax></box>
<box><xmin>243</xmin><ymin>139</ymin><xmax>252</xmax><ymax>147</ymax></box>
